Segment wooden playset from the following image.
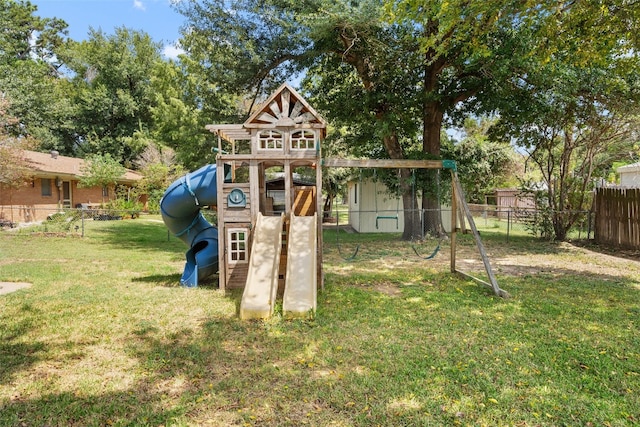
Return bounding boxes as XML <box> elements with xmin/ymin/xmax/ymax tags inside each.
<box><xmin>163</xmin><ymin>83</ymin><xmax>506</xmax><ymax>320</ymax></box>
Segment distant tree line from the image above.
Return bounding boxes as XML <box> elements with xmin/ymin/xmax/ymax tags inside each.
<box><xmin>1</xmin><ymin>0</ymin><xmax>639</xmax><ymax>240</ymax></box>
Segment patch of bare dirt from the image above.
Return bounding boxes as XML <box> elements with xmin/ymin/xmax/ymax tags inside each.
<box><xmin>370</xmin><ymin>282</ymin><xmax>403</xmax><ymax>296</ymax></box>
<box><xmin>0</xmin><ymin>282</ymin><xmax>32</xmax><ymax>295</ymax></box>
<box><xmin>472</xmin><ymin>241</ymin><xmax>640</xmax><ymax>282</ymax></box>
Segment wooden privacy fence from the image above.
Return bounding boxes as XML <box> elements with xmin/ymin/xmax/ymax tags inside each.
<box><xmin>594</xmin><ymin>187</ymin><xmax>640</xmax><ymax>249</ymax></box>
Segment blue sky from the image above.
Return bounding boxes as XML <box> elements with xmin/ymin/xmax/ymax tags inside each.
<box><xmin>31</xmin><ymin>0</ymin><xmax>186</xmax><ymax>59</ymax></box>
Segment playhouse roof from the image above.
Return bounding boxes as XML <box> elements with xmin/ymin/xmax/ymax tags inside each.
<box><xmin>206</xmin><ymin>83</ymin><xmax>326</xmax><ymax>142</ymax></box>
<box><xmin>205</xmin><ymin>123</ymin><xmax>251</xmax><ymax>143</ymax></box>
<box><xmin>245</xmin><ymin>83</ymin><xmax>325</xmax><ymax>128</ymax></box>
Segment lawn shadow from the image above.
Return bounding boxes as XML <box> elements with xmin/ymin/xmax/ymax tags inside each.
<box><xmin>571</xmin><ymin>239</ymin><xmax>640</xmax><ymax>261</ymax></box>
<box><xmin>2</xmin><ymin>383</ymin><xmax>198</xmax><ymax>426</ymax></box>
<box><xmin>132</xmin><ymin>273</ymin><xmax>223</xmax><ymax>289</ymax></box>
<box><xmin>132</xmin><ymin>273</ymin><xmax>183</xmax><ymax>288</ymax></box>
<box><xmin>222</xmin><ymin>288</ymin><xmax>244</xmax><ymax>317</ymax></box>
<box><xmin>0</xmin><ymin>319</ymin><xmax>47</xmax><ymax>385</ymax></box>
<box><xmin>1</xmin><ymin>311</ymin><xmax>307</xmax><ymax>425</ymax></box>
<box><xmin>0</xmin><ymin>310</ymin><xmax>97</xmax><ymax>387</ymax></box>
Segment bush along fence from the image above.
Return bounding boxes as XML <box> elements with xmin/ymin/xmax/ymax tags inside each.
<box><xmin>594</xmin><ymin>187</ymin><xmax>640</xmax><ymax>250</ymax></box>
<box><xmin>467</xmin><ymin>205</ymin><xmax>593</xmax><ymax>241</ymax></box>
<box><xmin>0</xmin><ymin>206</ymin><xmax>143</xmax><ymax>237</ymax></box>
<box><xmin>3</xmin><ymin>205</ymin><xmax>594</xmax><ymax>241</ymax></box>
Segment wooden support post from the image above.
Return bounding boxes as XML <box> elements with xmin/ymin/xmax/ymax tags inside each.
<box><xmin>284</xmin><ymin>162</ymin><xmax>292</xmax><ymax>216</ymax></box>
<box><xmin>216</xmin><ymin>156</ymin><xmax>227</xmax><ymax>291</ymax></box>
<box><xmin>450</xmin><ymin>169</ymin><xmax>457</xmax><ymax>273</ymax></box>
<box><xmin>316</xmin><ymin>158</ymin><xmax>324</xmax><ymax>291</ymax></box>
<box><xmin>452</xmin><ymin>171</ymin><xmax>509</xmax><ymax>298</ymax></box>
<box><xmin>457</xmin><ymin>203</ymin><xmax>467</xmax><ymax>234</ymax></box>
<box><xmin>251</xmin><ymin>160</ymin><xmax>261</xmax><ymax>218</ymax></box>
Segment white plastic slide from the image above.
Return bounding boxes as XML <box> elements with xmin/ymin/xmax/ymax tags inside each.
<box><xmin>240</xmin><ymin>213</ymin><xmax>284</xmax><ymax>320</ymax></box>
<box><xmin>283</xmin><ymin>213</ymin><xmax>317</xmax><ymax>318</ymax></box>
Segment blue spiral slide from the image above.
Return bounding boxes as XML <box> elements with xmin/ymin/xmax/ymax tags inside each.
<box><xmin>160</xmin><ymin>164</ymin><xmax>228</xmax><ymax>287</ymax></box>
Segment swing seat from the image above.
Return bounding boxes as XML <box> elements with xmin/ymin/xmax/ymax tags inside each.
<box><xmin>375</xmin><ymin>215</ymin><xmax>399</xmax><ymax>229</ymax></box>
<box><xmin>411</xmin><ymin>241</ymin><xmax>441</xmax><ymax>260</ymax></box>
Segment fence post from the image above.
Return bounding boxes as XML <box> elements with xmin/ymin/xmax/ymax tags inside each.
<box><xmin>506</xmin><ymin>209</ymin><xmax>511</xmax><ymax>242</ymax></box>
<box><xmin>578</xmin><ymin>213</ymin><xmax>582</xmax><ymax>239</ymax></box>
<box><xmin>81</xmin><ymin>209</ymin><xmax>85</xmax><ymax>237</ymax></box>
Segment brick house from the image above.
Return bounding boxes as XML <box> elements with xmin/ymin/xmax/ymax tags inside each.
<box><xmin>0</xmin><ymin>150</ymin><xmax>143</xmax><ymax>223</ymax></box>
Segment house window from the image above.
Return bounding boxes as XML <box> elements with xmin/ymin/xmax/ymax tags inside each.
<box><xmin>102</xmin><ymin>186</ymin><xmax>109</xmax><ymax>197</ymax></box>
<box><xmin>41</xmin><ymin>179</ymin><xmax>52</xmax><ymax>196</ymax></box>
<box><xmin>227</xmin><ymin>228</ymin><xmax>248</xmax><ymax>264</ymax></box>
<box><xmin>290</xmin><ymin>130</ymin><xmax>316</xmax><ymax>150</ymax></box>
<box><xmin>258</xmin><ymin>130</ymin><xmax>283</xmax><ymax>150</ymax></box>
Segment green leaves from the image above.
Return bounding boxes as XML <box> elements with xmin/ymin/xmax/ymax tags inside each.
<box><xmin>0</xmin><ymin>0</ymin><xmax>68</xmax><ymax>66</ymax></box>
<box><xmin>65</xmin><ymin>28</ymin><xmax>163</xmax><ymax>164</ymax></box>
<box><xmin>442</xmin><ymin>118</ymin><xmax>518</xmax><ymax>204</ymax></box>
<box><xmin>78</xmin><ymin>153</ymin><xmax>127</xmax><ymax>190</ymax></box>
<box><xmin>0</xmin><ymin>97</ymin><xmax>34</xmax><ymax>188</ymax></box>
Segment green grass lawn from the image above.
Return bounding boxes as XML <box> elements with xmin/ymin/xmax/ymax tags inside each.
<box><xmin>1</xmin><ymin>216</ymin><xmax>639</xmax><ymax>426</ymax></box>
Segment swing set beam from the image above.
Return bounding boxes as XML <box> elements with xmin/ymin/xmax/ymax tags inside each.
<box><xmin>323</xmin><ymin>159</ymin><xmax>445</xmax><ymax>169</ymax></box>
<box><xmin>323</xmin><ymin>157</ymin><xmax>508</xmax><ymax>298</ymax></box>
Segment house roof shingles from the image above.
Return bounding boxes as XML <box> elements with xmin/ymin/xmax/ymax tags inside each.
<box><xmin>22</xmin><ymin>150</ymin><xmax>142</xmax><ymax>183</ymax></box>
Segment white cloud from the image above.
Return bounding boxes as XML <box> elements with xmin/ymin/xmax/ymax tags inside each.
<box><xmin>162</xmin><ymin>44</ymin><xmax>185</xmax><ymax>60</ymax></box>
<box><xmin>133</xmin><ymin>0</ymin><xmax>146</xmax><ymax>11</ymax></box>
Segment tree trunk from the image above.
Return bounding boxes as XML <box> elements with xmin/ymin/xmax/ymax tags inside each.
<box><xmin>422</xmin><ymin>101</ymin><xmax>445</xmax><ymax>236</ymax></box>
<box><xmin>400</xmin><ymin>168</ymin><xmax>421</xmax><ymax>240</ymax></box>
<box><xmin>323</xmin><ymin>193</ymin><xmax>333</xmax><ymax>221</ymax></box>
<box><xmin>340</xmin><ymin>32</ymin><xmax>433</xmax><ymax>241</ymax></box>
<box><xmin>381</xmin><ymin>133</ymin><xmax>421</xmax><ymax>240</ymax></box>
<box><xmin>553</xmin><ymin>211</ymin><xmax>568</xmax><ymax>241</ymax></box>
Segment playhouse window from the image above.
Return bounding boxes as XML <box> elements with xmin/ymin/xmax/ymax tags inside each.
<box><xmin>258</xmin><ymin>130</ymin><xmax>283</xmax><ymax>150</ymax></box>
<box><xmin>290</xmin><ymin>130</ymin><xmax>316</xmax><ymax>150</ymax></box>
<box><xmin>228</xmin><ymin>228</ymin><xmax>248</xmax><ymax>264</ymax></box>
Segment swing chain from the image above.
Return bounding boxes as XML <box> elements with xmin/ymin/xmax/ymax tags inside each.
<box><xmin>334</xmin><ymin>176</ymin><xmax>359</xmax><ymax>261</ymax></box>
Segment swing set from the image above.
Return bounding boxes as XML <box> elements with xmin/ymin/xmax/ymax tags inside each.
<box><xmin>323</xmin><ymin>158</ymin><xmax>509</xmax><ymax>298</ymax></box>
<box><xmin>338</xmin><ymin>167</ymin><xmax>443</xmax><ymax>260</ymax></box>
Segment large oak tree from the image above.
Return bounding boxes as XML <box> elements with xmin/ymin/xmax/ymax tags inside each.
<box><xmin>174</xmin><ymin>0</ymin><xmax>545</xmax><ymax>238</ymax></box>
